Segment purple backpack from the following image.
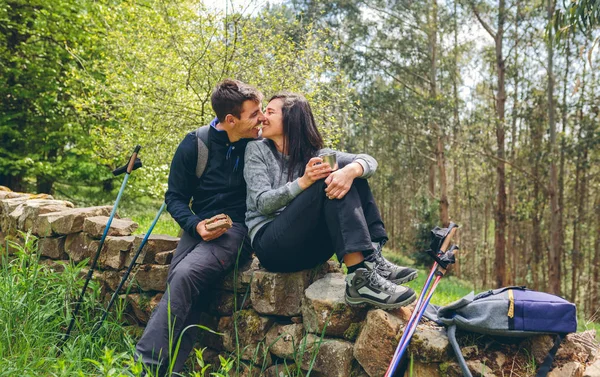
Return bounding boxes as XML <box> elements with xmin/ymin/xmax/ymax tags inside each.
<box><xmin>429</xmin><ymin>286</ymin><xmax>577</xmax><ymax>377</ymax></box>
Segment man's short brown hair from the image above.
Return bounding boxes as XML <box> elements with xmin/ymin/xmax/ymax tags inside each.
<box><xmin>211</xmin><ymin>79</ymin><xmax>263</xmax><ymax>123</ymax></box>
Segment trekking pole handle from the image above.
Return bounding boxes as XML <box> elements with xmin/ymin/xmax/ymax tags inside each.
<box><xmin>437</xmin><ymin>245</ymin><xmax>459</xmax><ymax>276</ymax></box>
<box><xmin>440</xmin><ymin>226</ymin><xmax>458</xmax><ymax>253</ymax></box>
<box><xmin>127</xmin><ymin>145</ymin><xmax>142</xmax><ymax>174</ymax></box>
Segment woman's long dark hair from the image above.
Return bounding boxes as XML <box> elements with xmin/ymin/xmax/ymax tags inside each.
<box><xmin>269</xmin><ymin>92</ymin><xmax>324</xmax><ymax>182</ymax></box>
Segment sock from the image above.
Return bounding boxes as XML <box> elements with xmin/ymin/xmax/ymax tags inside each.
<box><xmin>347</xmin><ymin>261</ymin><xmax>366</xmax><ymax>274</ymax></box>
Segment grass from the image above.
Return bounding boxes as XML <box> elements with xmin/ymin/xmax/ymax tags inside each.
<box><xmin>125</xmin><ymin>210</ymin><xmax>180</xmax><ymax>238</ymax></box>
<box><xmin>578</xmin><ymin>313</ymin><xmax>600</xmax><ymax>337</ymax></box>
<box><xmin>0</xmin><ymin>233</ymin><xmax>144</xmax><ymax>376</ymax></box>
<box><xmin>0</xmin><ymin>233</ymin><xmax>326</xmax><ymax>376</ymax></box>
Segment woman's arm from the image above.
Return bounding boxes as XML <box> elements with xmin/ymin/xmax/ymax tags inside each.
<box><xmin>244</xmin><ymin>142</ymin><xmax>304</xmax><ymax>215</ymax></box>
<box><xmin>322</xmin><ymin>149</ymin><xmax>379</xmax><ymax>199</ymax></box>
<box><xmin>333</xmin><ymin>150</ymin><xmax>378</xmax><ymax>179</ymax></box>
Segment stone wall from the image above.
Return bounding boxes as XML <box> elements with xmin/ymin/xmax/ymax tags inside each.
<box><xmin>1</xmin><ymin>187</ymin><xmax>600</xmax><ymax>377</ymax></box>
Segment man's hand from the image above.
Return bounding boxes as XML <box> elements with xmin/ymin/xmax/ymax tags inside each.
<box><xmin>324</xmin><ymin>162</ymin><xmax>364</xmax><ymax>199</ymax></box>
<box><xmin>197</xmin><ymin>219</ymin><xmax>228</xmax><ymax>241</ymax></box>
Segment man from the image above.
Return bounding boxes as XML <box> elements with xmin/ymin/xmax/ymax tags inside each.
<box><xmin>135</xmin><ymin>79</ymin><xmax>264</xmax><ymax>376</ymax></box>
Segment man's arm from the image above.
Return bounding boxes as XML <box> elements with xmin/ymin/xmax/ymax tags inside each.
<box><xmin>165</xmin><ymin>133</ymin><xmax>203</xmax><ymax>239</ymax></box>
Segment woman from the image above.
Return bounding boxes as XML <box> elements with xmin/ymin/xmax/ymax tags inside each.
<box><xmin>244</xmin><ymin>92</ymin><xmax>417</xmax><ymax>309</ymax></box>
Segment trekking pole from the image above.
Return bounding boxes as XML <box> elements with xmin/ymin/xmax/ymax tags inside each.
<box><xmin>394</xmin><ymin>231</ymin><xmax>458</xmax><ymax>355</ymax></box>
<box><xmin>58</xmin><ymin>145</ymin><xmax>142</xmax><ymax>352</ymax></box>
<box><xmin>91</xmin><ymin>202</ymin><xmax>166</xmax><ymax>335</ymax></box>
<box><xmin>385</xmin><ymin>224</ymin><xmax>459</xmax><ymax>377</ymax></box>
<box><xmin>396</xmin><ymin>245</ymin><xmax>460</xmax><ymax>351</ymax></box>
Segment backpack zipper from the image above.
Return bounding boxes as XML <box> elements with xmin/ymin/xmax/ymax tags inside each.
<box><xmin>508</xmin><ymin>289</ymin><xmax>515</xmax><ymax>318</ymax></box>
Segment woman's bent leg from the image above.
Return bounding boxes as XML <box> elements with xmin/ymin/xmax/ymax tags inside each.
<box><xmin>252</xmin><ymin>179</ymin><xmax>415</xmax><ymax>309</ymax></box>
<box><xmin>351</xmin><ymin>178</ymin><xmax>387</xmax><ymax>243</ymax></box>
<box><xmin>351</xmin><ymin>179</ymin><xmax>418</xmax><ymax>284</ymax></box>
<box><xmin>252</xmin><ymin>181</ymin><xmax>335</xmax><ymax>272</ymax></box>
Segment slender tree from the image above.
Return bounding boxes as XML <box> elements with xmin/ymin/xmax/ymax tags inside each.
<box><xmin>471</xmin><ymin>0</ymin><xmax>508</xmax><ymax>287</ymax></box>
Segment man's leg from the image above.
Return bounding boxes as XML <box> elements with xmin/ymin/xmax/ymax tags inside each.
<box><xmin>135</xmin><ymin>223</ymin><xmax>249</xmax><ymax>376</ymax></box>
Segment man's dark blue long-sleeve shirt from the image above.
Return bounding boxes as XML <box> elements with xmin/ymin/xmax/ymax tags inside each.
<box><xmin>165</xmin><ymin>120</ymin><xmax>251</xmax><ymax>239</ymax></box>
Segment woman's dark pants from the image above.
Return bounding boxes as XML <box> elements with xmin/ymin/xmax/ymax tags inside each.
<box><xmin>253</xmin><ymin>179</ymin><xmax>387</xmax><ymax>272</ymax></box>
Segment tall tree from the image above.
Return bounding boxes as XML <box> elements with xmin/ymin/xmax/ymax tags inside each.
<box><xmin>471</xmin><ymin>0</ymin><xmax>508</xmax><ymax>288</ymax></box>
<box><xmin>546</xmin><ymin>0</ymin><xmax>562</xmax><ymax>295</ymax></box>
<box><xmin>429</xmin><ymin>0</ymin><xmax>450</xmax><ymax>227</ymax></box>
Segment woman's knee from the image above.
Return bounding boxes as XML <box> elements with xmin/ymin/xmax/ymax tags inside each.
<box><xmin>303</xmin><ymin>178</ymin><xmax>327</xmax><ymax>194</ymax></box>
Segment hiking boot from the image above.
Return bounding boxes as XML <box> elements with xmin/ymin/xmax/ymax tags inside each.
<box><xmin>345</xmin><ymin>268</ymin><xmax>417</xmax><ymax>309</ymax></box>
<box><xmin>366</xmin><ymin>242</ymin><xmax>418</xmax><ymax>284</ymax></box>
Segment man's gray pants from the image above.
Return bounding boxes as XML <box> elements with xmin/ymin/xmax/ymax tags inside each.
<box><xmin>135</xmin><ymin>222</ymin><xmax>251</xmax><ymax>376</ymax></box>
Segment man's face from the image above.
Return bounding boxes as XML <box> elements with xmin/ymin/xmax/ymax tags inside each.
<box><xmin>229</xmin><ymin>100</ymin><xmax>265</xmax><ymax>140</ymax></box>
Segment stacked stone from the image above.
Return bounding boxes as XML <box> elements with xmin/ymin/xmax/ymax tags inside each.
<box><xmin>0</xmin><ymin>187</ymin><xmax>178</xmax><ymax>328</ymax></box>
<box><xmin>2</xmin><ymin>186</ymin><xmax>600</xmax><ymax>377</ymax></box>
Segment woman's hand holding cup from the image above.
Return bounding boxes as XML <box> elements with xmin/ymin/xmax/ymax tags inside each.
<box><xmin>298</xmin><ymin>157</ymin><xmax>332</xmax><ymax>189</ymax></box>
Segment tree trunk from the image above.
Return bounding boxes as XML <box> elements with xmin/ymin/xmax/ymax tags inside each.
<box><xmin>36</xmin><ymin>175</ymin><xmax>54</xmax><ymax>195</ymax></box>
<box><xmin>0</xmin><ymin>174</ymin><xmax>26</xmax><ymax>192</ymax></box>
<box><xmin>592</xmin><ymin>193</ymin><xmax>600</xmax><ymax>309</ymax></box>
<box><xmin>507</xmin><ymin>0</ymin><xmax>521</xmax><ymax>285</ymax></box>
<box><xmin>546</xmin><ymin>0</ymin><xmax>561</xmax><ymax>296</ymax></box>
<box><xmin>437</xmin><ymin>137</ymin><xmax>449</xmax><ymax>226</ymax></box>
<box><xmin>571</xmin><ymin>48</ymin><xmax>588</xmax><ymax>303</ymax></box>
<box><xmin>483</xmin><ymin>198</ymin><xmax>490</xmax><ymax>288</ymax></box>
<box><xmin>452</xmin><ymin>0</ymin><xmax>461</xmax><ymax>277</ymax></box>
<box><xmin>559</xmin><ymin>35</ymin><xmax>571</xmax><ymax>291</ymax></box>
<box><xmin>428</xmin><ymin>0</ymin><xmax>449</xmax><ymax>227</ymax></box>
<box><xmin>428</xmin><ymin>163</ymin><xmax>436</xmax><ymax>198</ymax></box>
<box><xmin>493</xmin><ymin>0</ymin><xmax>508</xmax><ymax>288</ymax></box>
<box><xmin>530</xmin><ymin>113</ymin><xmax>544</xmax><ymax>292</ymax></box>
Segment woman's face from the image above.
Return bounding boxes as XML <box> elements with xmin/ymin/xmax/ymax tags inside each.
<box><xmin>261</xmin><ymin>98</ymin><xmax>285</xmax><ymax>140</ymax></box>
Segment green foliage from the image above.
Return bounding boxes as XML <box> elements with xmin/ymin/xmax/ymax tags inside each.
<box><xmin>1</xmin><ymin>0</ymin><xmax>352</xmax><ymax>198</ymax></box>
<box><xmin>68</xmin><ymin>0</ymin><xmax>353</xmax><ymax>198</ymax></box>
<box><xmin>410</xmin><ymin>195</ymin><xmax>441</xmax><ymax>266</ymax></box>
<box><xmin>0</xmin><ymin>0</ymin><xmax>108</xmax><ymax>192</ymax></box>
<box><xmin>553</xmin><ymin>0</ymin><xmax>600</xmax><ymax>37</ymax></box>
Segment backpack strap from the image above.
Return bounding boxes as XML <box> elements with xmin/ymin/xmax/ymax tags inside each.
<box><xmin>447</xmin><ymin>325</ymin><xmax>473</xmax><ymax>377</ymax></box>
<box><xmin>535</xmin><ymin>334</ymin><xmax>563</xmax><ymax>377</ymax></box>
<box><xmin>195</xmin><ymin>126</ymin><xmax>210</xmax><ymax>179</ymax></box>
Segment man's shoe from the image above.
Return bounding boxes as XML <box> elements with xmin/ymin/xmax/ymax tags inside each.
<box><xmin>345</xmin><ymin>268</ymin><xmax>417</xmax><ymax>309</ymax></box>
<box><xmin>366</xmin><ymin>243</ymin><xmax>418</xmax><ymax>284</ymax></box>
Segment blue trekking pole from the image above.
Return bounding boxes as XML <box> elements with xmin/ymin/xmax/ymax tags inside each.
<box><xmin>58</xmin><ymin>145</ymin><xmax>142</xmax><ymax>351</ymax></box>
<box><xmin>92</xmin><ymin>202</ymin><xmax>167</xmax><ymax>334</ymax></box>
<box><xmin>385</xmin><ymin>223</ymin><xmax>459</xmax><ymax>377</ymax></box>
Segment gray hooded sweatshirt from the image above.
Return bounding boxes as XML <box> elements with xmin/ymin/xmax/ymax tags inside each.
<box><xmin>244</xmin><ymin>139</ymin><xmax>378</xmax><ymax>243</ymax></box>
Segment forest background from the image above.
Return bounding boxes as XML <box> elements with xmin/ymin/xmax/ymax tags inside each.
<box><xmin>1</xmin><ymin>0</ymin><xmax>599</xmax><ymax>322</ymax></box>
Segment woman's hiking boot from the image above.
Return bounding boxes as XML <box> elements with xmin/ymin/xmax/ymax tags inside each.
<box><xmin>365</xmin><ymin>242</ymin><xmax>418</xmax><ymax>284</ymax></box>
<box><xmin>345</xmin><ymin>268</ymin><xmax>417</xmax><ymax>309</ymax></box>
